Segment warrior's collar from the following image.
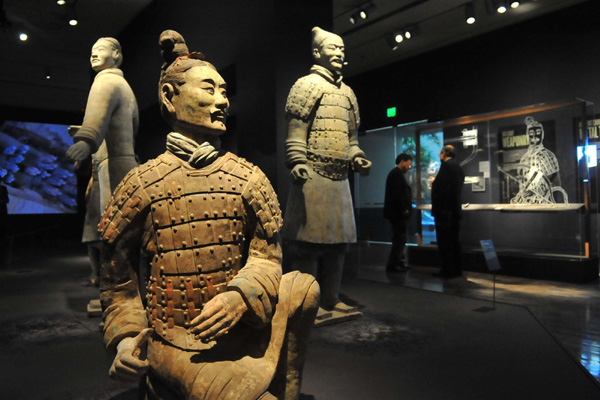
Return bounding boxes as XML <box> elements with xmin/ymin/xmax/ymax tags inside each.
<box><xmin>166</xmin><ymin>132</ymin><xmax>221</xmax><ymax>168</ymax></box>
<box><xmin>95</xmin><ymin>68</ymin><xmax>123</xmax><ymax>79</ymax></box>
<box><xmin>310</xmin><ymin>64</ymin><xmax>343</xmax><ymax>85</ymax></box>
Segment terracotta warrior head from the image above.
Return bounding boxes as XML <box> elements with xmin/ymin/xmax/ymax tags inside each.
<box><xmin>90</xmin><ymin>37</ymin><xmax>122</xmax><ymax>72</ymax></box>
<box><xmin>158</xmin><ymin>30</ymin><xmax>229</xmax><ymax>142</ymax></box>
<box><xmin>311</xmin><ymin>26</ymin><xmax>345</xmax><ymax>74</ymax></box>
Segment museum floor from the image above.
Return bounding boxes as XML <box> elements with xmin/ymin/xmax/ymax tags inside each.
<box><xmin>1</xmin><ymin>240</ymin><xmax>599</xmax><ymax>399</ymax></box>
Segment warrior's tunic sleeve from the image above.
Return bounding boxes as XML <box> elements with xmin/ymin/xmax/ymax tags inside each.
<box><xmin>74</xmin><ymin>72</ymin><xmax>122</xmax><ymax>153</ymax></box>
<box><xmin>229</xmin><ymin>167</ymin><xmax>283</xmax><ymax>328</ymax></box>
<box><xmin>98</xmin><ymin>167</ymin><xmax>151</xmax><ymax>352</ymax></box>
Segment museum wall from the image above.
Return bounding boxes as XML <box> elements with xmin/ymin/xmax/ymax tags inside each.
<box><xmin>346</xmin><ymin>1</ymin><xmax>600</xmax><ymax>131</ymax></box>
<box><xmin>115</xmin><ymin>0</ymin><xmax>332</xmax><ymax>197</ymax></box>
<box><xmin>345</xmin><ymin>0</ymin><xmax>600</xmax><ymax>254</ymax></box>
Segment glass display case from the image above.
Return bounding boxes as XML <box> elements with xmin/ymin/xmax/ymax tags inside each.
<box><xmin>355</xmin><ymin>99</ymin><xmax>598</xmax><ymax>281</ymax></box>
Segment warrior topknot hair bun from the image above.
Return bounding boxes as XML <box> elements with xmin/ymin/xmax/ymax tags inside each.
<box><xmin>159</xmin><ymin>30</ymin><xmax>206</xmax><ymax>71</ymax></box>
<box><xmin>159</xmin><ymin>30</ymin><xmax>189</xmax><ymax>66</ymax></box>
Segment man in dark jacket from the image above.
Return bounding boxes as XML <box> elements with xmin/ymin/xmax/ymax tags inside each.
<box><xmin>384</xmin><ymin>153</ymin><xmax>413</xmax><ymax>272</ymax></box>
<box><xmin>431</xmin><ymin>145</ymin><xmax>465</xmax><ymax>278</ymax></box>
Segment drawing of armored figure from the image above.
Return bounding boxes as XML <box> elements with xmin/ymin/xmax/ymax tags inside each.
<box><xmin>510</xmin><ymin>116</ymin><xmax>568</xmax><ymax>204</ymax></box>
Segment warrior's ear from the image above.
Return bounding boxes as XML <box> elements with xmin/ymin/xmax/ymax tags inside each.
<box><xmin>312</xmin><ymin>47</ymin><xmax>321</xmax><ymax>60</ymax></box>
<box><xmin>160</xmin><ymin>83</ymin><xmax>176</xmax><ymax>114</ymax></box>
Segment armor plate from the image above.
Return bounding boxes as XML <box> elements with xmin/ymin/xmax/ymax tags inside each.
<box><xmin>100</xmin><ymin>151</ymin><xmax>282</xmax><ymax>350</ymax></box>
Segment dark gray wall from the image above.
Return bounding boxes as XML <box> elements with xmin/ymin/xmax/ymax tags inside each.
<box><xmin>347</xmin><ymin>0</ymin><xmax>600</xmax><ymax>131</ymax></box>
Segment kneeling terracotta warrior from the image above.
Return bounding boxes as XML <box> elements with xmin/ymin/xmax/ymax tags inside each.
<box><xmin>99</xmin><ymin>30</ymin><xmax>319</xmax><ymax>400</ymax></box>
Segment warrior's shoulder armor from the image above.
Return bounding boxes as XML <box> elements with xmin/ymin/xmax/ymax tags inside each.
<box><xmin>285</xmin><ymin>74</ymin><xmax>325</xmax><ymax>121</ymax></box>
<box><xmin>99</xmin><ymin>153</ymin><xmax>180</xmax><ymax>244</ymax></box>
<box><xmin>341</xmin><ymin>82</ymin><xmax>360</xmax><ymax>126</ymax></box>
<box><xmin>222</xmin><ymin>154</ymin><xmax>283</xmax><ymax>238</ymax></box>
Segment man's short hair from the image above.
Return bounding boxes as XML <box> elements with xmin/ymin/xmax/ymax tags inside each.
<box><xmin>441</xmin><ymin>145</ymin><xmax>455</xmax><ymax>158</ymax></box>
<box><xmin>395</xmin><ymin>153</ymin><xmax>412</xmax><ymax>165</ymax></box>
<box><xmin>98</xmin><ymin>37</ymin><xmax>123</xmax><ymax>68</ymax></box>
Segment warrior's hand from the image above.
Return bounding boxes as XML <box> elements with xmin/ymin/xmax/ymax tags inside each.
<box><xmin>190</xmin><ymin>291</ymin><xmax>248</xmax><ymax>343</ymax></box>
<box><xmin>290</xmin><ymin>164</ymin><xmax>310</xmax><ymax>182</ymax></box>
<box><xmin>352</xmin><ymin>156</ymin><xmax>372</xmax><ymax>175</ymax></box>
<box><xmin>109</xmin><ymin>328</ymin><xmax>153</xmax><ymax>382</ymax></box>
<box><xmin>66</xmin><ymin>141</ymin><xmax>92</xmax><ymax>162</ymax></box>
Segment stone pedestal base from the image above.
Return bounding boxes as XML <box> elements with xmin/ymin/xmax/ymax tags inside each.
<box><xmin>87</xmin><ymin>298</ymin><xmax>102</xmax><ymax>317</ymax></box>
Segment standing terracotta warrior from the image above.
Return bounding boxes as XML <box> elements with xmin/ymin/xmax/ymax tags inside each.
<box><xmin>99</xmin><ymin>30</ymin><xmax>319</xmax><ymax>400</ymax></box>
<box><xmin>283</xmin><ymin>27</ymin><xmax>371</xmax><ymax>317</ymax></box>
<box><xmin>66</xmin><ymin>37</ymin><xmax>139</xmax><ymax>286</ymax></box>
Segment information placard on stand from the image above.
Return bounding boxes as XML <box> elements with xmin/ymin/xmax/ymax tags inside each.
<box><xmin>474</xmin><ymin>239</ymin><xmax>501</xmax><ymax>312</ymax></box>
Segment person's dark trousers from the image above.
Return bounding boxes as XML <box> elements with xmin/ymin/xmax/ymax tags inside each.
<box><xmin>387</xmin><ymin>217</ymin><xmax>408</xmax><ymax>268</ymax></box>
<box><xmin>434</xmin><ymin>214</ymin><xmax>462</xmax><ymax>276</ymax></box>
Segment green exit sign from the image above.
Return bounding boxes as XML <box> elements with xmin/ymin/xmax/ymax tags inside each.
<box><xmin>386</xmin><ymin>107</ymin><xmax>397</xmax><ymax>118</ymax></box>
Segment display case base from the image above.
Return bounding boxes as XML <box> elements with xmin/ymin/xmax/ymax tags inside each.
<box><xmin>408</xmin><ymin>245</ymin><xmax>599</xmax><ymax>283</ymax></box>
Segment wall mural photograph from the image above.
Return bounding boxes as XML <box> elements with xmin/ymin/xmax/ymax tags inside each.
<box><xmin>0</xmin><ymin>121</ymin><xmax>77</xmax><ymax>214</ymax></box>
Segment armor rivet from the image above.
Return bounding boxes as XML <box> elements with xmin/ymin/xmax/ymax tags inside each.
<box><xmin>178</xmin><ymin>187</ymin><xmax>182</xmax><ymax>191</ymax></box>
<box><xmin>195</xmin><ymin>250</ymin><xmax>199</xmax><ymax>256</ymax></box>
<box><xmin>204</xmin><ymin>212</ymin><xmax>209</xmax><ymax>218</ymax></box>
<box><xmin>194</xmin><ymin>238</ymin><xmax>198</xmax><ymax>244</ymax></box>
<box><xmin>207</xmin><ymin>222</ymin><xmax>211</xmax><ymax>227</ymax></box>
<box><xmin>182</xmin><ymin>242</ymin><xmax>187</xmax><ymax>248</ymax></box>
<box><xmin>186</xmin><ymin>278</ymin><xmax>191</xmax><ymax>282</ymax></box>
<box><xmin>190</xmin><ymin>214</ymin><xmax>194</xmax><ymax>220</ymax></box>
<box><xmin>171</xmin><ymin>218</ymin><xmax>176</xmax><ymax>224</ymax></box>
<box><xmin>173</xmin><ymin>228</ymin><xmax>177</xmax><ymax>233</ymax></box>
<box><xmin>151</xmin><ymin>194</ymin><xmax>155</xmax><ymax>200</ymax></box>
<box><xmin>177</xmin><ymin>252</ymin><xmax>181</xmax><ymax>256</ymax></box>
<box><xmin>167</xmin><ymin>191</ymin><xmax>172</xmax><ymax>196</ymax></box>
<box><xmin>159</xmin><ymin>245</ymin><xmax>164</xmax><ymax>251</ymax></box>
<box><xmin>157</xmin><ymin>232</ymin><xmax>161</xmax><ymax>237</ymax></box>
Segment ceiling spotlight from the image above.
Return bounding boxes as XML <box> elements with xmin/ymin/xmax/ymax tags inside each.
<box><xmin>405</xmin><ymin>30</ymin><xmax>412</xmax><ymax>40</ymax></box>
<box><xmin>68</xmin><ymin>2</ymin><xmax>78</xmax><ymax>26</ymax></box>
<box><xmin>45</xmin><ymin>68</ymin><xmax>52</xmax><ymax>80</ymax></box>
<box><xmin>465</xmin><ymin>2</ymin><xmax>476</xmax><ymax>24</ymax></box>
<box><xmin>497</xmin><ymin>0</ymin><xmax>507</xmax><ymax>13</ymax></box>
<box><xmin>359</xmin><ymin>4</ymin><xmax>376</xmax><ymax>20</ymax></box>
<box><xmin>349</xmin><ymin>11</ymin><xmax>360</xmax><ymax>24</ymax></box>
<box><xmin>56</xmin><ymin>0</ymin><xmax>66</xmax><ymax>5</ymax></box>
<box><xmin>510</xmin><ymin>1</ymin><xmax>520</xmax><ymax>8</ymax></box>
<box><xmin>19</xmin><ymin>32</ymin><xmax>28</xmax><ymax>41</ymax></box>
<box><xmin>386</xmin><ymin>33</ymin><xmax>402</xmax><ymax>51</ymax></box>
